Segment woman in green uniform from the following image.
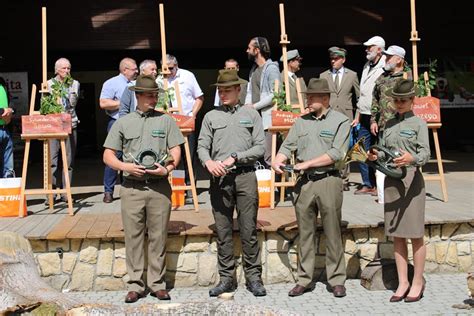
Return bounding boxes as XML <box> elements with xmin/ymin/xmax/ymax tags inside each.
<box><xmin>368</xmin><ymin>79</ymin><xmax>430</xmax><ymax>303</ymax></box>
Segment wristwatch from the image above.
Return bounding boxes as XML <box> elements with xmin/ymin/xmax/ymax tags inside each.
<box><xmin>231</xmin><ymin>152</ymin><xmax>238</xmax><ymax>162</ymax></box>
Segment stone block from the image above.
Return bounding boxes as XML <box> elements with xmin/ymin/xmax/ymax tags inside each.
<box><xmin>379</xmin><ymin>243</ymin><xmax>395</xmax><ymax>259</ymax></box>
<box><xmin>446</xmin><ymin>242</ymin><xmax>458</xmax><ymax>266</ymax></box>
<box><xmin>166</xmin><ymin>253</ymin><xmax>179</xmax><ymax>272</ymax></box>
<box><xmin>457</xmin><ymin>241</ymin><xmax>471</xmax><ymax>256</ymax></box>
<box><xmin>113</xmin><ymin>258</ymin><xmax>127</xmax><ymax>277</ymax></box>
<box><xmin>48</xmin><ymin>239</ymin><xmax>70</xmax><ymax>252</ymax></box>
<box><xmin>425</xmin><ymin>243</ymin><xmax>435</xmax><ymax>262</ymax></box>
<box><xmin>167</xmin><ymin>236</ymin><xmax>185</xmax><ymax>252</ymax></box>
<box><xmin>62</xmin><ymin>253</ymin><xmax>77</xmax><ymax>274</ymax></box>
<box><xmin>359</xmin><ymin>258</ymin><xmax>371</xmax><ymax>270</ymax></box>
<box><xmin>435</xmin><ymin>241</ymin><xmax>449</xmax><ymax>263</ymax></box>
<box><xmin>430</xmin><ymin>225</ymin><xmax>441</xmax><ymax>242</ymax></box>
<box><xmin>97</xmin><ymin>247</ymin><xmax>114</xmax><ymax>276</ymax></box>
<box><xmin>183</xmin><ymin>236</ymin><xmax>209</xmax><ymax>252</ymax></box>
<box><xmin>451</xmin><ymin>224</ymin><xmax>474</xmax><ymax>241</ymax></box>
<box><xmin>166</xmin><ymin>271</ymin><xmax>197</xmax><ymax>287</ymax></box>
<box><xmin>197</xmin><ymin>254</ymin><xmax>218</xmax><ymax>286</ymax></box>
<box><xmin>345</xmin><ymin>253</ymin><xmax>359</xmax><ymax>278</ymax></box>
<box><xmin>424</xmin><ymin>261</ymin><xmax>439</xmax><ymax>273</ymax></box>
<box><xmin>37</xmin><ymin>253</ymin><xmax>61</xmax><ymax>276</ymax></box>
<box><xmin>265</xmin><ymin>253</ymin><xmax>293</xmax><ymax>284</ymax></box>
<box><xmin>114</xmin><ymin>246</ymin><xmax>126</xmax><ymax>259</ymax></box>
<box><xmin>369</xmin><ymin>228</ymin><xmax>385</xmax><ymax>243</ymax></box>
<box><xmin>167</xmin><ymin>253</ymin><xmax>198</xmax><ymax>273</ymax></box>
<box><xmin>79</xmin><ymin>239</ymin><xmax>99</xmax><ymax>264</ymax></box>
<box><xmin>353</xmin><ymin>228</ymin><xmax>369</xmax><ymax>243</ymax></box>
<box><xmin>100</xmin><ymin>242</ymin><xmax>113</xmax><ymax>250</ymax></box>
<box><xmin>265</xmin><ymin>233</ymin><xmax>289</xmax><ymax>253</ymax></box>
<box><xmin>46</xmin><ymin>275</ymin><xmax>69</xmax><ymax>291</ymax></box>
<box><xmin>210</xmin><ymin>238</ymin><xmax>217</xmax><ymax>253</ymax></box>
<box><xmin>30</xmin><ymin>240</ymin><xmax>47</xmax><ymax>252</ymax></box>
<box><xmin>69</xmin><ymin>262</ymin><xmax>94</xmax><ymax>291</ymax></box>
<box><xmin>424</xmin><ymin>228</ymin><xmax>430</xmax><ymax>244</ymax></box>
<box><xmin>359</xmin><ymin>244</ymin><xmax>377</xmax><ymax>261</ymax></box>
<box><xmin>441</xmin><ymin>223</ymin><xmax>459</xmax><ymax>240</ymax></box>
<box><xmin>438</xmin><ymin>264</ymin><xmax>459</xmax><ymax>273</ymax></box>
<box><xmin>344</xmin><ymin>234</ymin><xmax>357</xmax><ymax>255</ymax></box>
<box><xmin>458</xmin><ymin>256</ymin><xmax>473</xmax><ymax>272</ymax></box>
<box><xmin>70</xmin><ymin>239</ymin><xmax>82</xmax><ymax>252</ymax></box>
<box><xmin>289</xmin><ymin>253</ymin><xmax>298</xmax><ymax>270</ymax></box>
<box><xmin>95</xmin><ymin>277</ymin><xmax>125</xmax><ymax>291</ymax></box>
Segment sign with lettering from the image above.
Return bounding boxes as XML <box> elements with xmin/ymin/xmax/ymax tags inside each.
<box><xmin>271</xmin><ymin>110</ymin><xmax>300</xmax><ymax>126</ymax></box>
<box><xmin>0</xmin><ymin>72</ymin><xmax>29</xmax><ymax>115</ymax></box>
<box><xmin>413</xmin><ymin>96</ymin><xmax>441</xmax><ymax>123</ymax></box>
<box><xmin>21</xmin><ymin>113</ymin><xmax>72</xmax><ymax>134</ymax></box>
<box><xmin>170</xmin><ymin>113</ymin><xmax>195</xmax><ymax>131</ymax></box>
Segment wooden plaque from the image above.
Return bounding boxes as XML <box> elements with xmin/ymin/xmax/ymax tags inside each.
<box><xmin>271</xmin><ymin>110</ymin><xmax>300</xmax><ymax>126</ymax></box>
<box><xmin>21</xmin><ymin>113</ymin><xmax>72</xmax><ymax>134</ymax></box>
<box><xmin>170</xmin><ymin>113</ymin><xmax>195</xmax><ymax>131</ymax></box>
<box><xmin>413</xmin><ymin>96</ymin><xmax>441</xmax><ymax>123</ymax></box>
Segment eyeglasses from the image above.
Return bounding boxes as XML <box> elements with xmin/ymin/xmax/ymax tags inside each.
<box><xmin>225</xmin><ymin>67</ymin><xmax>237</xmax><ymax>70</ymax></box>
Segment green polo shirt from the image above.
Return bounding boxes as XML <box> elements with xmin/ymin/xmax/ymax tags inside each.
<box><xmin>0</xmin><ymin>85</ymin><xmax>8</xmax><ymax>126</ymax></box>
<box><xmin>104</xmin><ymin>110</ymin><xmax>185</xmax><ymax>179</ymax></box>
<box><xmin>381</xmin><ymin>111</ymin><xmax>430</xmax><ymax>167</ymax></box>
<box><xmin>197</xmin><ymin>104</ymin><xmax>265</xmax><ymax>166</ymax></box>
<box><xmin>278</xmin><ymin>108</ymin><xmax>350</xmax><ymax>174</ymax></box>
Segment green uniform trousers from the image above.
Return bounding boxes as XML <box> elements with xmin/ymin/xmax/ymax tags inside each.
<box><xmin>294</xmin><ymin>175</ymin><xmax>347</xmax><ymax>287</ymax></box>
<box><xmin>210</xmin><ymin>171</ymin><xmax>262</xmax><ymax>283</ymax></box>
<box><xmin>120</xmin><ymin>179</ymin><xmax>171</xmax><ymax>292</ymax></box>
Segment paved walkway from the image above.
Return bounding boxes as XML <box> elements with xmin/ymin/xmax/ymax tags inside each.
<box><xmin>67</xmin><ymin>273</ymin><xmax>473</xmax><ymax>315</ymax></box>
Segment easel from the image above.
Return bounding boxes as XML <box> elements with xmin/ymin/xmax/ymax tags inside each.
<box><xmin>158</xmin><ymin>3</ymin><xmax>199</xmax><ymax>211</ymax></box>
<box><xmin>269</xmin><ymin>4</ymin><xmax>305</xmax><ymax>209</ymax></box>
<box><xmin>19</xmin><ymin>8</ymin><xmax>73</xmax><ymax>216</ymax></box>
<box><xmin>410</xmin><ymin>0</ymin><xmax>448</xmax><ymax>202</ymax></box>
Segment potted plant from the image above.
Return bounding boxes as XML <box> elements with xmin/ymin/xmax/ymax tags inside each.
<box><xmin>271</xmin><ymin>85</ymin><xmax>300</xmax><ymax>126</ymax></box>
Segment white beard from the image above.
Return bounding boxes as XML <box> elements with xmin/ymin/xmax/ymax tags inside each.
<box><xmin>366</xmin><ymin>51</ymin><xmax>377</xmax><ymax>61</ymax></box>
<box><xmin>383</xmin><ymin>62</ymin><xmax>396</xmax><ymax>72</ymax></box>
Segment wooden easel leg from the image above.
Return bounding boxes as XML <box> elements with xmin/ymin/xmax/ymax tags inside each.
<box><xmin>270</xmin><ymin>133</ymin><xmax>278</xmax><ymax>209</ymax></box>
<box><xmin>60</xmin><ymin>139</ymin><xmax>73</xmax><ymax>215</ymax></box>
<box><xmin>19</xmin><ymin>140</ymin><xmax>30</xmax><ymax>217</ymax></box>
<box><xmin>183</xmin><ymin>136</ymin><xmax>199</xmax><ymax>212</ymax></box>
<box><xmin>45</xmin><ymin>141</ymin><xmax>54</xmax><ymax>211</ymax></box>
<box><xmin>432</xmin><ymin>128</ymin><xmax>448</xmax><ymax>202</ymax></box>
<box><xmin>280</xmin><ymin>173</ymin><xmax>286</xmax><ymax>203</ymax></box>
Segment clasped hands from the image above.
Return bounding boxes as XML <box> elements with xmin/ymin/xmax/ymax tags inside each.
<box><xmin>367</xmin><ymin>148</ymin><xmax>414</xmax><ymax>168</ymax></box>
<box><xmin>205</xmin><ymin>156</ymin><xmax>236</xmax><ymax>177</ymax></box>
<box><xmin>123</xmin><ymin>162</ymin><xmax>169</xmax><ymax>177</ymax></box>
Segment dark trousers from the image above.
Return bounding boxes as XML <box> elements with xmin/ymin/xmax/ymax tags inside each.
<box><xmin>49</xmin><ymin>129</ymin><xmax>77</xmax><ymax>189</ymax></box>
<box><xmin>357</xmin><ymin>114</ymin><xmax>376</xmax><ymax>188</ymax></box>
<box><xmin>210</xmin><ymin>171</ymin><xmax>262</xmax><ymax>282</ymax></box>
<box><xmin>104</xmin><ymin>118</ymin><xmax>122</xmax><ymax>193</ymax></box>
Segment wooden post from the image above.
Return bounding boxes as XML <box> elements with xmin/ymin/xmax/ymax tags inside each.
<box><xmin>41</xmin><ymin>7</ymin><xmax>48</xmax><ymax>92</ymax></box>
<box><xmin>159</xmin><ymin>3</ymin><xmax>170</xmax><ymax>76</ymax></box>
<box><xmin>410</xmin><ymin>0</ymin><xmax>420</xmax><ymax>82</ymax></box>
<box><xmin>279</xmin><ymin>3</ymin><xmax>291</xmax><ymax>107</ymax></box>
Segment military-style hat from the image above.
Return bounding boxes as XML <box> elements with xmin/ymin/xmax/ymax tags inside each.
<box><xmin>383</xmin><ymin>45</ymin><xmax>406</xmax><ymax>59</ymax></box>
<box><xmin>387</xmin><ymin>79</ymin><xmax>417</xmax><ymax>98</ymax></box>
<box><xmin>129</xmin><ymin>75</ymin><xmax>163</xmax><ymax>92</ymax></box>
<box><xmin>280</xmin><ymin>49</ymin><xmax>302</xmax><ymax>62</ymax></box>
<box><xmin>301</xmin><ymin>78</ymin><xmax>333</xmax><ymax>94</ymax></box>
<box><xmin>328</xmin><ymin>46</ymin><xmax>347</xmax><ymax>58</ymax></box>
<box><xmin>211</xmin><ymin>69</ymin><xmax>248</xmax><ymax>87</ymax></box>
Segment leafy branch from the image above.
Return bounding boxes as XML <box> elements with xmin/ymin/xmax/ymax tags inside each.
<box><xmin>40</xmin><ymin>74</ymin><xmax>74</xmax><ymax>114</ymax></box>
<box><xmin>272</xmin><ymin>85</ymin><xmax>292</xmax><ymax>112</ymax></box>
<box><xmin>155</xmin><ymin>73</ymin><xmax>175</xmax><ymax>112</ymax></box>
<box><xmin>415</xmin><ymin>59</ymin><xmax>437</xmax><ymax>97</ymax></box>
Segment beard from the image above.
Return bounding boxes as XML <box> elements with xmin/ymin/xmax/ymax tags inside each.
<box><xmin>366</xmin><ymin>51</ymin><xmax>377</xmax><ymax>61</ymax></box>
<box><xmin>383</xmin><ymin>62</ymin><xmax>396</xmax><ymax>72</ymax></box>
<box><xmin>247</xmin><ymin>53</ymin><xmax>256</xmax><ymax>62</ymax></box>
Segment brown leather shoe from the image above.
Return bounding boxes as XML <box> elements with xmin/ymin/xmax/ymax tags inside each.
<box><xmin>288</xmin><ymin>284</ymin><xmax>315</xmax><ymax>297</ymax></box>
<box><xmin>124</xmin><ymin>291</ymin><xmax>145</xmax><ymax>303</ymax></box>
<box><xmin>332</xmin><ymin>285</ymin><xmax>346</xmax><ymax>297</ymax></box>
<box><xmin>103</xmin><ymin>192</ymin><xmax>113</xmax><ymax>203</ymax></box>
<box><xmin>151</xmin><ymin>289</ymin><xmax>171</xmax><ymax>300</ymax></box>
<box><xmin>354</xmin><ymin>186</ymin><xmax>376</xmax><ymax>195</ymax></box>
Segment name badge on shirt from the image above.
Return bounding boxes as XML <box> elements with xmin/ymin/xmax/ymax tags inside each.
<box><xmin>239</xmin><ymin>119</ymin><xmax>253</xmax><ymax>127</ymax></box>
<box><xmin>399</xmin><ymin>130</ymin><xmax>415</xmax><ymax>138</ymax></box>
<box><xmin>152</xmin><ymin>130</ymin><xmax>166</xmax><ymax>137</ymax></box>
<box><xmin>319</xmin><ymin>130</ymin><xmax>335</xmax><ymax>138</ymax></box>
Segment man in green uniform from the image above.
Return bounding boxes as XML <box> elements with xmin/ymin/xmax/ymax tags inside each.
<box><xmin>272</xmin><ymin>78</ymin><xmax>350</xmax><ymax>298</ymax></box>
<box><xmin>103</xmin><ymin>75</ymin><xmax>184</xmax><ymax>303</ymax></box>
<box><xmin>197</xmin><ymin>69</ymin><xmax>266</xmax><ymax>297</ymax></box>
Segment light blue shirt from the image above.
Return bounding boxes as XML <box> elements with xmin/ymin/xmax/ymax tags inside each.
<box><xmin>100</xmin><ymin>73</ymin><xmax>130</xmax><ymax>120</ymax></box>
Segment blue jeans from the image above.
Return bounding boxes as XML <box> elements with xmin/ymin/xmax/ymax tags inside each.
<box><xmin>104</xmin><ymin>118</ymin><xmax>121</xmax><ymax>194</ymax></box>
<box><xmin>0</xmin><ymin>127</ymin><xmax>14</xmax><ymax>178</ymax></box>
<box><xmin>357</xmin><ymin>114</ymin><xmax>376</xmax><ymax>188</ymax></box>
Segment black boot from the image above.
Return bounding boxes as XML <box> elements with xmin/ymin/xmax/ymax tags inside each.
<box><xmin>209</xmin><ymin>280</ymin><xmax>237</xmax><ymax>297</ymax></box>
<box><xmin>246</xmin><ymin>279</ymin><xmax>267</xmax><ymax>297</ymax></box>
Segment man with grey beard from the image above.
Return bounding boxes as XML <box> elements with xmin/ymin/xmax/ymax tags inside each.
<box><xmin>352</xmin><ymin>36</ymin><xmax>385</xmax><ymax>196</ymax></box>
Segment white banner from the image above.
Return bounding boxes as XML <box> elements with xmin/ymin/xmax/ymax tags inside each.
<box><xmin>0</xmin><ymin>72</ymin><xmax>29</xmax><ymax>115</ymax></box>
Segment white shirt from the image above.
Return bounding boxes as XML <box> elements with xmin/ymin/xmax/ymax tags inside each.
<box><xmin>331</xmin><ymin>67</ymin><xmax>344</xmax><ymax>87</ymax></box>
<box><xmin>167</xmin><ymin>68</ymin><xmax>203</xmax><ymax>116</ymax></box>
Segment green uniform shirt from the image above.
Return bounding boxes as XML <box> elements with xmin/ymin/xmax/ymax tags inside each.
<box><xmin>278</xmin><ymin>108</ymin><xmax>350</xmax><ymax>174</ymax></box>
<box><xmin>0</xmin><ymin>85</ymin><xmax>8</xmax><ymax>126</ymax></box>
<box><xmin>370</xmin><ymin>71</ymin><xmax>404</xmax><ymax>130</ymax></box>
<box><xmin>197</xmin><ymin>105</ymin><xmax>265</xmax><ymax>166</ymax></box>
<box><xmin>104</xmin><ymin>110</ymin><xmax>185</xmax><ymax>180</ymax></box>
<box><xmin>381</xmin><ymin>111</ymin><xmax>430</xmax><ymax>167</ymax></box>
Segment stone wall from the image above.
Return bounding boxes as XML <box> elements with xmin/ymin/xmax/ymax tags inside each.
<box><xmin>32</xmin><ymin>222</ymin><xmax>474</xmax><ymax>291</ymax></box>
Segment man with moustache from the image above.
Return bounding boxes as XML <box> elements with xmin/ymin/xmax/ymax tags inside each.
<box><xmin>352</xmin><ymin>36</ymin><xmax>386</xmax><ymax>195</ymax></box>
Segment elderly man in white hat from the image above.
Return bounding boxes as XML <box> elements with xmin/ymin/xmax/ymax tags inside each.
<box><xmin>370</xmin><ymin>44</ymin><xmax>407</xmax><ymax>203</ymax></box>
<box><xmin>279</xmin><ymin>49</ymin><xmax>307</xmax><ymax>107</ymax></box>
<box><xmin>353</xmin><ymin>36</ymin><xmax>386</xmax><ymax>196</ymax></box>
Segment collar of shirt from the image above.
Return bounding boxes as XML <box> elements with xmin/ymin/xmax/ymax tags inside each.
<box><xmin>119</xmin><ymin>73</ymin><xmax>131</xmax><ymax>84</ymax></box>
<box><xmin>224</xmin><ymin>103</ymin><xmax>240</xmax><ymax>113</ymax></box>
<box><xmin>332</xmin><ymin>67</ymin><xmax>344</xmax><ymax>75</ymax></box>
<box><xmin>311</xmin><ymin>107</ymin><xmax>330</xmax><ymax>120</ymax></box>
<box><xmin>168</xmin><ymin>68</ymin><xmax>181</xmax><ymax>82</ymax></box>
<box><xmin>396</xmin><ymin>110</ymin><xmax>414</xmax><ymax>121</ymax></box>
<box><xmin>288</xmin><ymin>71</ymin><xmax>296</xmax><ymax>79</ymax></box>
<box><xmin>135</xmin><ymin>108</ymin><xmax>156</xmax><ymax>117</ymax></box>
